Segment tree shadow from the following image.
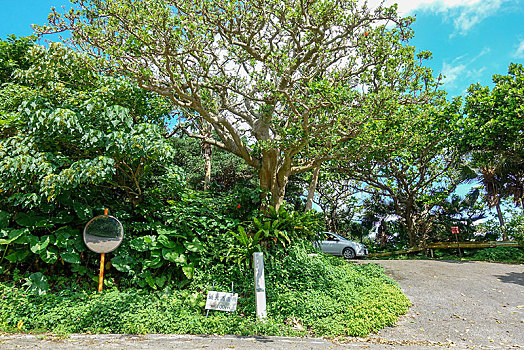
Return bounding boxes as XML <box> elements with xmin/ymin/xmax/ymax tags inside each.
<box><xmin>494</xmin><ymin>272</ymin><xmax>524</xmax><ymax>286</ymax></box>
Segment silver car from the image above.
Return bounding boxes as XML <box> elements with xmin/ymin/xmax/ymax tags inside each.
<box><xmin>315</xmin><ymin>232</ymin><xmax>368</xmax><ymax>259</ymax></box>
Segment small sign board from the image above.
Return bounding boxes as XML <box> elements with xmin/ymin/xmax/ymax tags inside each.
<box><xmin>451</xmin><ymin>226</ymin><xmax>459</xmax><ymax>234</ymax></box>
<box><xmin>205</xmin><ymin>291</ymin><xmax>238</xmax><ymax>312</ymax></box>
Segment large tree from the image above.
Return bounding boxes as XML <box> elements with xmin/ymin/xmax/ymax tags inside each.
<box><xmin>462</xmin><ymin>63</ymin><xmax>524</xmax><ymax>163</ymax></box>
<box><xmin>336</xmin><ymin>97</ymin><xmax>463</xmax><ymax>247</ymax></box>
<box><xmin>0</xmin><ymin>42</ymin><xmax>175</xmax><ymax>210</ymax></box>
<box><xmin>460</xmin><ymin>63</ymin><xmax>524</xmax><ymax>234</ymax></box>
<box><xmin>42</xmin><ymin>0</ymin><xmax>439</xmax><ymax>209</ymax></box>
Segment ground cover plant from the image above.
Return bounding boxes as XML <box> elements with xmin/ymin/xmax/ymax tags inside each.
<box><xmin>0</xmin><ymin>244</ymin><xmax>409</xmax><ymax>337</ymax></box>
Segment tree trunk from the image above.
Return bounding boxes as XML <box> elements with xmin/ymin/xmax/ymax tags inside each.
<box><xmin>259</xmin><ymin>149</ymin><xmax>289</xmax><ymax>211</ymax></box>
<box><xmin>404</xmin><ymin>202</ymin><xmax>417</xmax><ymax>247</ymax></box>
<box><xmin>305</xmin><ymin>166</ymin><xmax>321</xmax><ymax>211</ymax></box>
<box><xmin>202</xmin><ymin>141</ymin><xmax>212</xmax><ymax>191</ymax></box>
<box><xmin>495</xmin><ymin>201</ymin><xmax>507</xmax><ymax>240</ymax></box>
<box><xmin>202</xmin><ymin>122</ymin><xmax>213</xmax><ymax>191</ymax></box>
<box><xmin>378</xmin><ymin>220</ymin><xmax>387</xmax><ymax>248</ymax></box>
<box><xmin>406</xmin><ymin>218</ymin><xmax>417</xmax><ymax>248</ymax></box>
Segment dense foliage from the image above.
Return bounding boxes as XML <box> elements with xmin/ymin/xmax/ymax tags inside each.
<box><xmin>1</xmin><ymin>245</ymin><xmax>410</xmax><ymax>337</ymax></box>
<box><xmin>0</xmin><ymin>41</ymin><xmax>188</xmax><ymax>282</ymax></box>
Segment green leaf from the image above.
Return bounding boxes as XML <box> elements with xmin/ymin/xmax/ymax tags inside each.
<box><xmin>144</xmin><ymin>256</ymin><xmax>163</xmax><ymax>269</ymax></box>
<box><xmin>174</xmin><ymin>253</ymin><xmax>187</xmax><ymax>265</ymax></box>
<box><xmin>130</xmin><ymin>237</ymin><xmax>148</xmax><ymax>252</ymax></box>
<box><xmin>5</xmin><ymin>249</ymin><xmax>31</xmax><ymax>262</ymax></box>
<box><xmin>157</xmin><ymin>227</ymin><xmax>186</xmax><ymax>239</ymax></box>
<box><xmin>34</xmin><ymin>218</ymin><xmax>54</xmax><ymax>228</ymax></box>
<box><xmin>0</xmin><ymin>228</ymin><xmax>28</xmax><ymax>245</ymax></box>
<box><xmin>140</xmin><ymin>271</ymin><xmax>156</xmax><ymax>289</ymax></box>
<box><xmin>40</xmin><ymin>246</ymin><xmax>58</xmax><ymax>264</ymax></box>
<box><xmin>61</xmin><ymin>250</ymin><xmax>81</xmax><ymax>264</ymax></box>
<box><xmin>72</xmin><ymin>232</ymin><xmax>85</xmax><ymax>252</ymax></box>
<box><xmin>13</xmin><ymin>233</ymin><xmax>30</xmax><ymax>244</ymax></box>
<box><xmin>0</xmin><ymin>210</ymin><xmax>11</xmax><ymax>229</ymax></box>
<box><xmin>253</xmin><ymin>217</ymin><xmax>262</xmax><ymax>229</ymax></box>
<box><xmin>155</xmin><ymin>275</ymin><xmax>167</xmax><ymax>287</ymax></box>
<box><xmin>71</xmin><ymin>264</ymin><xmax>88</xmax><ymax>275</ymax></box>
<box><xmin>150</xmin><ymin>248</ymin><xmax>162</xmax><ymax>258</ymax></box>
<box><xmin>23</xmin><ymin>272</ymin><xmax>49</xmax><ymax>295</ymax></box>
<box><xmin>29</xmin><ymin>235</ymin><xmax>52</xmax><ymax>254</ymax></box>
<box><xmin>269</xmin><ymin>206</ymin><xmax>277</xmax><ymax>218</ymax></box>
<box><xmin>54</xmin><ymin>227</ymin><xmax>73</xmax><ymax>248</ymax></box>
<box><xmin>162</xmin><ymin>248</ymin><xmax>179</xmax><ymax>262</ymax></box>
<box><xmin>73</xmin><ymin>201</ymin><xmax>93</xmax><ymax>221</ymax></box>
<box><xmin>182</xmin><ymin>264</ymin><xmax>194</xmax><ymax>279</ymax></box>
<box><xmin>158</xmin><ymin>234</ymin><xmax>176</xmax><ymax>249</ymax></box>
<box><xmin>111</xmin><ymin>255</ymin><xmax>135</xmax><ymax>273</ymax></box>
<box><xmin>14</xmin><ymin>212</ymin><xmax>41</xmax><ymax>227</ymax></box>
<box><xmin>184</xmin><ymin>238</ymin><xmax>203</xmax><ymax>253</ymax></box>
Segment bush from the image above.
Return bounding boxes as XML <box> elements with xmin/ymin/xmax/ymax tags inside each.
<box><xmin>470</xmin><ymin>247</ymin><xmax>524</xmax><ymax>263</ymax></box>
<box><xmin>0</xmin><ymin>244</ymin><xmax>410</xmax><ymax>337</ymax></box>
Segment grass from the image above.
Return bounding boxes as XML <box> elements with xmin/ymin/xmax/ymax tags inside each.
<box><xmin>0</xmin><ymin>245</ymin><xmax>410</xmax><ymax>337</ymax></box>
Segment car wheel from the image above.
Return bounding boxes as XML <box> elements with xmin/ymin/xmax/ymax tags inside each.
<box><xmin>343</xmin><ymin>247</ymin><xmax>355</xmax><ymax>259</ymax></box>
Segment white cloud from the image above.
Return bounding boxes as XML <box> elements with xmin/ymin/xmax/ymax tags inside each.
<box><xmin>441</xmin><ymin>62</ymin><xmax>467</xmax><ymax>85</ymax></box>
<box><xmin>440</xmin><ymin>47</ymin><xmax>490</xmax><ymax>92</ymax></box>
<box><xmin>471</xmin><ymin>47</ymin><xmax>491</xmax><ymax>62</ymax></box>
<box><xmin>365</xmin><ymin>0</ymin><xmax>510</xmax><ymax>34</ymax></box>
<box><xmin>514</xmin><ymin>39</ymin><xmax>524</xmax><ymax>58</ymax></box>
<box><xmin>451</xmin><ymin>0</ymin><xmax>507</xmax><ymax>34</ymax></box>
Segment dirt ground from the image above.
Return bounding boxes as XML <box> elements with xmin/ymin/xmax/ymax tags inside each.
<box><xmin>0</xmin><ymin>259</ymin><xmax>522</xmax><ymax>349</ymax></box>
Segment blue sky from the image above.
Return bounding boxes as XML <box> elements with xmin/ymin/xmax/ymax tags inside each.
<box><xmin>1</xmin><ymin>0</ymin><xmax>523</xmax><ymax>97</ymax></box>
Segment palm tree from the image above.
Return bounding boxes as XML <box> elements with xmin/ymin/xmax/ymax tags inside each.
<box><xmin>479</xmin><ymin>166</ymin><xmax>506</xmax><ymax>238</ymax></box>
<box><xmin>458</xmin><ymin>157</ymin><xmax>509</xmax><ymax>240</ymax></box>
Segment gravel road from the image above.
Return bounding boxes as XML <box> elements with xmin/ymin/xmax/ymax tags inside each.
<box><xmin>1</xmin><ymin>259</ymin><xmax>522</xmax><ymax>349</ymax></box>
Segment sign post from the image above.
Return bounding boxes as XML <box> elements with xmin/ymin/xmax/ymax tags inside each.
<box><xmin>98</xmin><ymin>251</ymin><xmax>105</xmax><ymax>292</ymax></box>
<box><xmin>451</xmin><ymin>226</ymin><xmax>462</xmax><ymax>257</ymax></box>
<box><xmin>97</xmin><ymin>209</ymin><xmax>108</xmax><ymax>292</ymax></box>
<box><xmin>83</xmin><ymin>209</ymin><xmax>124</xmax><ymax>292</ymax></box>
<box><xmin>253</xmin><ymin>252</ymin><xmax>267</xmax><ymax>320</ymax></box>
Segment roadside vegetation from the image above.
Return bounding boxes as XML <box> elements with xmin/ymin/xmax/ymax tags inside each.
<box><xmin>0</xmin><ymin>245</ymin><xmax>409</xmax><ymax>336</ymax></box>
<box><xmin>370</xmin><ymin>246</ymin><xmax>524</xmax><ymax>264</ymax></box>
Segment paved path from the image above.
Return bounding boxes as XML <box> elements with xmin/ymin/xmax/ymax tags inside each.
<box><xmin>1</xmin><ymin>260</ymin><xmax>522</xmax><ymax>349</ymax></box>
<box><xmin>366</xmin><ymin>259</ymin><xmax>523</xmax><ymax>349</ymax></box>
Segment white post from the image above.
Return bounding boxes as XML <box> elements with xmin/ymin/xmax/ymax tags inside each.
<box><xmin>253</xmin><ymin>252</ymin><xmax>267</xmax><ymax>320</ymax></box>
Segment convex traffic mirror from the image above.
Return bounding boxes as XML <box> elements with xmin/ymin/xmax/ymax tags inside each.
<box><xmin>83</xmin><ymin>215</ymin><xmax>124</xmax><ymax>254</ymax></box>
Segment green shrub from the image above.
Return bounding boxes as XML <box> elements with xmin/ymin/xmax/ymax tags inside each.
<box><xmin>0</xmin><ymin>244</ymin><xmax>410</xmax><ymax>337</ymax></box>
<box><xmin>470</xmin><ymin>247</ymin><xmax>524</xmax><ymax>263</ymax></box>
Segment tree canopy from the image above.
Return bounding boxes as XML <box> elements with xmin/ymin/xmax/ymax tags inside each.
<box><xmin>461</xmin><ymin>63</ymin><xmax>524</xmax><ymax>220</ymax></box>
<box><xmin>42</xmin><ymin>0</ymin><xmax>441</xmax><ymax>208</ymax></box>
